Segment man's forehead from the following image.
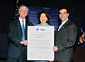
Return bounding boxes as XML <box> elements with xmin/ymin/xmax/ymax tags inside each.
<box><xmin>20</xmin><ymin>6</ymin><xmax>28</xmax><ymax>9</ymax></box>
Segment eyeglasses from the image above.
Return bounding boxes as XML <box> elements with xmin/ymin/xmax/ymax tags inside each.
<box><xmin>20</xmin><ymin>10</ymin><xmax>28</xmax><ymax>12</ymax></box>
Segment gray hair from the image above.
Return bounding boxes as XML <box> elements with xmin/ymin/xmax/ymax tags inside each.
<box><xmin>18</xmin><ymin>5</ymin><xmax>29</xmax><ymax>11</ymax></box>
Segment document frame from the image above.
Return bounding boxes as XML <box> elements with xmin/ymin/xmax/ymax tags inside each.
<box><xmin>27</xmin><ymin>26</ymin><xmax>54</xmax><ymax>61</ymax></box>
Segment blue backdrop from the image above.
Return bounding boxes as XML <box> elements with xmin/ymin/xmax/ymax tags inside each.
<box><xmin>28</xmin><ymin>6</ymin><xmax>59</xmax><ymax>31</ymax></box>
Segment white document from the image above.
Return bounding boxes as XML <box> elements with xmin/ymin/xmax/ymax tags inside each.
<box><xmin>27</xmin><ymin>26</ymin><xmax>54</xmax><ymax>61</ymax></box>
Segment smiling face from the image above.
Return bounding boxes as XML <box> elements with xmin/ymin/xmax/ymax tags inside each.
<box><xmin>40</xmin><ymin>13</ymin><xmax>48</xmax><ymax>23</ymax></box>
<box><xmin>19</xmin><ymin>6</ymin><xmax>28</xmax><ymax>19</ymax></box>
<box><xmin>59</xmin><ymin>9</ymin><xmax>69</xmax><ymax>22</ymax></box>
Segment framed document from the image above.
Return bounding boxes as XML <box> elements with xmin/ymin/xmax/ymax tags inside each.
<box><xmin>27</xmin><ymin>26</ymin><xmax>54</xmax><ymax>61</ymax></box>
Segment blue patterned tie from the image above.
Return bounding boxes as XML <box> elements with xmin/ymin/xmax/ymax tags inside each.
<box><xmin>22</xmin><ymin>20</ymin><xmax>25</xmax><ymax>41</ymax></box>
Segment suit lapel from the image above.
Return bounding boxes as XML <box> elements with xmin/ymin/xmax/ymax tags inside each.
<box><xmin>17</xmin><ymin>19</ymin><xmax>22</xmax><ymax>38</ymax></box>
<box><xmin>17</xmin><ymin>19</ymin><xmax>29</xmax><ymax>40</ymax></box>
<box><xmin>25</xmin><ymin>20</ymin><xmax>28</xmax><ymax>40</ymax></box>
<box><xmin>17</xmin><ymin>19</ymin><xmax>22</xmax><ymax>29</ymax></box>
<box><xmin>58</xmin><ymin>20</ymin><xmax>70</xmax><ymax>31</ymax></box>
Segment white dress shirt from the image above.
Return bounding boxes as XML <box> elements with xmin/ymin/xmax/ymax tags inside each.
<box><xmin>58</xmin><ymin>19</ymin><xmax>68</xmax><ymax>31</ymax></box>
<box><xmin>19</xmin><ymin>17</ymin><xmax>26</xmax><ymax>28</ymax></box>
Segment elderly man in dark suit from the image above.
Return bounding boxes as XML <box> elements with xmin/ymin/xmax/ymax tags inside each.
<box><xmin>7</xmin><ymin>5</ymin><xmax>33</xmax><ymax>62</ymax></box>
<box><xmin>53</xmin><ymin>7</ymin><xmax>77</xmax><ymax>62</ymax></box>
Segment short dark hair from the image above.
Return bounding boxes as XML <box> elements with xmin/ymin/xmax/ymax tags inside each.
<box><xmin>58</xmin><ymin>7</ymin><xmax>69</xmax><ymax>25</ymax></box>
<box><xmin>38</xmin><ymin>9</ymin><xmax>50</xmax><ymax>24</ymax></box>
<box><xmin>58</xmin><ymin>7</ymin><xmax>69</xmax><ymax>13</ymax></box>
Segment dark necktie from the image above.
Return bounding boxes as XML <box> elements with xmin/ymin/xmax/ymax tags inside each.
<box><xmin>22</xmin><ymin>20</ymin><xmax>25</xmax><ymax>41</ymax></box>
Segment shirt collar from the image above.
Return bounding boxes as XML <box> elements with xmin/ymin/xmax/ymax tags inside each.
<box><xmin>19</xmin><ymin>17</ymin><xmax>26</xmax><ymax>22</ymax></box>
<box><xmin>40</xmin><ymin>23</ymin><xmax>49</xmax><ymax>26</ymax></box>
<box><xmin>62</xmin><ymin>18</ymin><xmax>68</xmax><ymax>25</ymax></box>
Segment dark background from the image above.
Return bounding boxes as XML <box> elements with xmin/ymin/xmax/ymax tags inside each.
<box><xmin>0</xmin><ymin>0</ymin><xmax>85</xmax><ymax>59</ymax></box>
<box><xmin>0</xmin><ymin>0</ymin><xmax>85</xmax><ymax>34</ymax></box>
